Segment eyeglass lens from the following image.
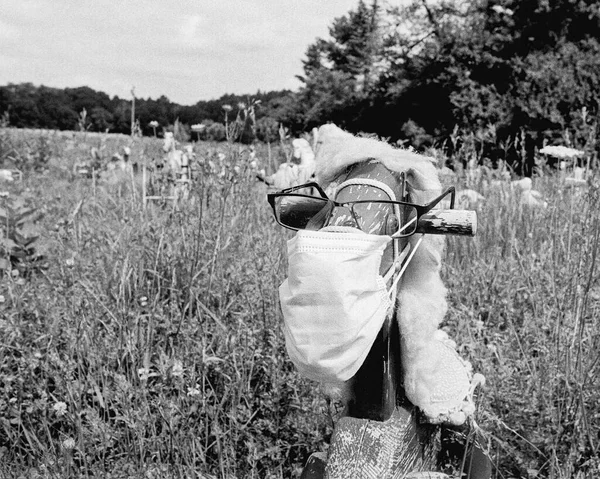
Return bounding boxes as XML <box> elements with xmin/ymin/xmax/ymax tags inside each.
<box><xmin>275</xmin><ymin>195</ymin><xmax>329</xmax><ymax>230</ymax></box>
<box><xmin>348</xmin><ymin>202</ymin><xmax>417</xmax><ymax>236</ymax></box>
<box><xmin>275</xmin><ymin>195</ymin><xmax>418</xmax><ymax>236</ymax></box>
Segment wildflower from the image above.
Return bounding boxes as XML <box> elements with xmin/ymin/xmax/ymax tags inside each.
<box><xmin>138</xmin><ymin>367</ymin><xmax>158</xmax><ymax>381</ymax></box>
<box><xmin>62</xmin><ymin>438</ymin><xmax>75</xmax><ymax>450</ymax></box>
<box><xmin>53</xmin><ymin>401</ymin><xmax>67</xmax><ymax>417</ymax></box>
<box><xmin>149</xmin><ymin>120</ymin><xmax>159</xmax><ymax>128</ymax></box>
<box><xmin>0</xmin><ymin>295</ymin><xmax>5</xmax><ymax>304</ymax></box>
<box><xmin>237</xmin><ymin>102</ymin><xmax>246</xmax><ymax>110</ymax></box>
<box><xmin>491</xmin><ymin>5</ymin><xmax>513</xmax><ymax>15</ymax></box>
<box><xmin>539</xmin><ymin>145</ymin><xmax>584</xmax><ymax>159</ymax></box>
<box><xmin>191</xmin><ymin>124</ymin><xmax>205</xmax><ymax>132</ymax></box>
<box><xmin>222</xmin><ymin>104</ymin><xmax>232</xmax><ymax>112</ymax></box>
<box><xmin>65</xmin><ymin>258</ymin><xmax>74</xmax><ymax>267</ymax></box>
<box><xmin>187</xmin><ymin>386</ymin><xmax>201</xmax><ymax>397</ymax></box>
<box><xmin>171</xmin><ymin>359</ymin><xmax>184</xmax><ymax>378</ymax></box>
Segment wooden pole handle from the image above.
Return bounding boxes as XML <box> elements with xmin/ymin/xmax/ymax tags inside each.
<box><xmin>416</xmin><ymin>209</ymin><xmax>477</xmax><ymax>236</ymax></box>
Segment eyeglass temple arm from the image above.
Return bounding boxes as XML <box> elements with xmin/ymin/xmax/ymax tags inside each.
<box><xmin>420</xmin><ymin>187</ymin><xmax>456</xmax><ymax>215</ymax></box>
<box><xmin>279</xmin><ymin>182</ymin><xmax>328</xmax><ymax>198</ymax></box>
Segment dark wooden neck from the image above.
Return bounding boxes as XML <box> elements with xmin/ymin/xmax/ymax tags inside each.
<box><xmin>345</xmin><ymin>312</ymin><xmax>403</xmax><ymax>421</ymax></box>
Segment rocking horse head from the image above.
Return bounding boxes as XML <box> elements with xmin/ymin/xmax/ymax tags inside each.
<box><xmin>271</xmin><ymin>124</ymin><xmax>478</xmax><ymax>424</ymax></box>
<box><xmin>270</xmin><ymin>125</ymin><xmax>491</xmax><ymax>478</ymax></box>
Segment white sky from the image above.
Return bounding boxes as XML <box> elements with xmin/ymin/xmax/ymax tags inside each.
<box><xmin>0</xmin><ymin>0</ymin><xmax>386</xmax><ymax>105</ymax></box>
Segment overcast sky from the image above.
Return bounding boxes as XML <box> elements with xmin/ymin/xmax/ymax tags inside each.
<box><xmin>0</xmin><ymin>0</ymin><xmax>377</xmax><ymax>105</ymax></box>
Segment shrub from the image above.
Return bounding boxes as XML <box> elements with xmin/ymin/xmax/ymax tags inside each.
<box><xmin>0</xmin><ymin>193</ymin><xmax>47</xmax><ymax>275</ymax></box>
<box><xmin>256</xmin><ymin>116</ymin><xmax>280</xmax><ymax>143</ymax></box>
<box><xmin>206</xmin><ymin>122</ymin><xmax>226</xmax><ymax>142</ymax></box>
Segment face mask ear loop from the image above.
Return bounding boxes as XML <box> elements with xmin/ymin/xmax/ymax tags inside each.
<box><xmin>383</xmin><ymin>241</ymin><xmax>410</xmax><ymax>315</ymax></box>
<box><xmin>383</xmin><ymin>240</ymin><xmax>412</xmax><ymax>315</ymax></box>
<box><xmin>388</xmin><ymin>234</ymin><xmax>425</xmax><ymax>298</ymax></box>
<box><xmin>383</xmin><ymin>242</ymin><xmax>411</xmax><ymax>285</ymax></box>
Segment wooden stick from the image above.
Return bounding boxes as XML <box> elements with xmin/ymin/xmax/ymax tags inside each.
<box><xmin>130</xmin><ymin>164</ymin><xmax>136</xmax><ymax>202</ymax></box>
<box><xmin>417</xmin><ymin>209</ymin><xmax>477</xmax><ymax>236</ymax></box>
<box><xmin>142</xmin><ymin>164</ymin><xmax>147</xmax><ymax>208</ymax></box>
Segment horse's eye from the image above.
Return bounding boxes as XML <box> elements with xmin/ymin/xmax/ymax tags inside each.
<box><xmin>386</xmin><ymin>215</ymin><xmax>399</xmax><ymax>235</ymax></box>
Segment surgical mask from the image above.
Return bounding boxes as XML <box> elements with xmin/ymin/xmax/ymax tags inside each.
<box><xmin>279</xmin><ymin>227</ymin><xmax>415</xmax><ymax>384</ymax></box>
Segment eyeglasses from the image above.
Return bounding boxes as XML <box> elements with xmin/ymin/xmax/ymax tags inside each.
<box><xmin>267</xmin><ymin>182</ymin><xmax>455</xmax><ymax>238</ymax></box>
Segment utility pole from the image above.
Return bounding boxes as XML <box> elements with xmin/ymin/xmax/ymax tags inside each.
<box><xmin>131</xmin><ymin>86</ymin><xmax>136</xmax><ymax>136</ymax></box>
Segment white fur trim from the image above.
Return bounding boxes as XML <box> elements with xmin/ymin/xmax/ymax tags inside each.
<box><xmin>314</xmin><ymin>124</ymin><xmax>479</xmax><ymax>424</ymax></box>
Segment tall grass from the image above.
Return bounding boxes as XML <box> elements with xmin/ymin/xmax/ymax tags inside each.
<box><xmin>0</xmin><ymin>128</ymin><xmax>598</xmax><ymax>477</ymax></box>
<box><xmin>445</xmin><ymin>176</ymin><xmax>600</xmax><ymax>478</ymax></box>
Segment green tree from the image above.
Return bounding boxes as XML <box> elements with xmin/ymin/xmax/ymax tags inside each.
<box><xmin>255</xmin><ymin>117</ymin><xmax>279</xmax><ymax>143</ymax></box>
<box><xmin>37</xmin><ymin>86</ymin><xmax>77</xmax><ymax>130</ymax></box>
<box><xmin>89</xmin><ymin>106</ymin><xmax>114</xmax><ymax>132</ymax></box>
<box><xmin>295</xmin><ymin>1</ymin><xmax>383</xmax><ymax>130</ymax></box>
<box><xmin>111</xmin><ymin>99</ymin><xmax>131</xmax><ymax>134</ymax></box>
<box><xmin>66</xmin><ymin>87</ymin><xmax>112</xmax><ymax>116</ymax></box>
<box><xmin>374</xmin><ymin>0</ymin><xmax>600</xmax><ymax>170</ymax></box>
<box><xmin>0</xmin><ymin>83</ymin><xmax>42</xmax><ymax>128</ymax></box>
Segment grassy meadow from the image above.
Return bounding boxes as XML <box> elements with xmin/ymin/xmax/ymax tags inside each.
<box><xmin>0</xmin><ymin>127</ymin><xmax>598</xmax><ymax>478</ymax></box>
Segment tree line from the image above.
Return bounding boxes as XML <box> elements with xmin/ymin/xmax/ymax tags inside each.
<box><xmin>0</xmin><ymin>82</ymin><xmax>294</xmax><ymax>143</ymax></box>
<box><xmin>1</xmin><ymin>0</ymin><xmax>599</xmax><ymax>172</ymax></box>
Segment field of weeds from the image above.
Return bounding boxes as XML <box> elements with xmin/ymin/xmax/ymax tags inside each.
<box><xmin>0</xmin><ymin>127</ymin><xmax>599</xmax><ymax>478</ymax></box>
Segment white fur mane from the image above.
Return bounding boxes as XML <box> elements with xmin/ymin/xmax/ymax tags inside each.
<box><xmin>314</xmin><ymin>124</ymin><xmax>477</xmax><ymax>425</ymax></box>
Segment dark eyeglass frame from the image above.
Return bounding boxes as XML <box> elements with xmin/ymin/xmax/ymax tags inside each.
<box><xmin>267</xmin><ymin>182</ymin><xmax>456</xmax><ymax>237</ymax></box>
